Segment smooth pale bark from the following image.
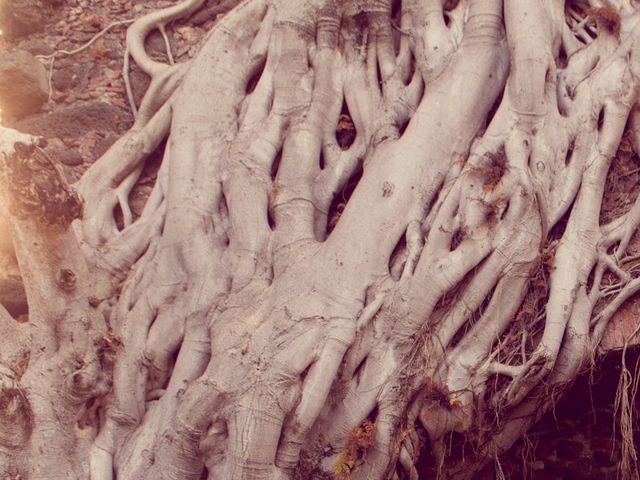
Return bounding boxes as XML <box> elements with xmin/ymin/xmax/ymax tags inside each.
<box><xmin>2</xmin><ymin>1</ymin><xmax>640</xmax><ymax>479</ymax></box>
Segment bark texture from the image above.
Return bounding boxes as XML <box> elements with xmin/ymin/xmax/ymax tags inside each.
<box><xmin>2</xmin><ymin>0</ymin><xmax>640</xmax><ymax>479</ymax></box>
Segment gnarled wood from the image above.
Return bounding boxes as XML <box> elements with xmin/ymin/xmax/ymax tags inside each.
<box><xmin>2</xmin><ymin>0</ymin><xmax>640</xmax><ymax>479</ymax></box>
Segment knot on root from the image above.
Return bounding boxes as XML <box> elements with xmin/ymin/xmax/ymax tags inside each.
<box><xmin>57</xmin><ymin>268</ymin><xmax>77</xmax><ymax>291</ymax></box>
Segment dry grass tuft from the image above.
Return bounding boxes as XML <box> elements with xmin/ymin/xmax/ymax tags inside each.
<box><xmin>333</xmin><ymin>419</ymin><xmax>377</xmax><ymax>479</ymax></box>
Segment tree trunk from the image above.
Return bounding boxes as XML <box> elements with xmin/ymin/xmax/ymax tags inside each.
<box><xmin>2</xmin><ymin>0</ymin><xmax>640</xmax><ymax>479</ymax></box>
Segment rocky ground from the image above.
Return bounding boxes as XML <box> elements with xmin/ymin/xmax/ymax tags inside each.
<box><xmin>0</xmin><ymin>1</ymin><xmax>638</xmax><ymax>478</ymax></box>
<box><xmin>0</xmin><ymin>0</ymin><xmax>215</xmax><ymax>170</ymax></box>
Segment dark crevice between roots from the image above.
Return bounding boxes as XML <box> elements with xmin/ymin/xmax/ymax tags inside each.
<box><xmin>353</xmin><ymin>356</ymin><xmax>368</xmax><ymax>386</ymax></box>
<box><xmin>398</xmin><ymin>116</ymin><xmax>410</xmax><ymax>137</ymax></box>
<box><xmin>444</xmin><ymin>432</ymin><xmax>470</xmax><ymax>466</ymax></box>
<box><xmin>268</xmin><ymin>208</ymin><xmax>276</xmax><ymax>231</ymax></box>
<box><xmin>391</xmin><ymin>0</ymin><xmax>402</xmax><ymax>55</ymax></box>
<box><xmin>586</xmin><ymin>262</ymin><xmax>597</xmax><ymax>295</ymax></box>
<box><xmin>268</xmin><ymin>150</ymin><xmax>282</xmax><ymax>231</ymax></box>
<box><xmin>367</xmin><ymin>404</ymin><xmax>379</xmax><ymax>424</ymax></box>
<box><xmin>557</xmin><ymin>43</ymin><xmax>568</xmax><ymax>70</ymax></box>
<box><xmin>299</xmin><ymin>363</ymin><xmax>313</xmax><ymax>383</ymax></box>
<box><xmin>444</xmin><ymin>0</ymin><xmax>461</xmax><ymax>10</ymax></box>
<box><xmin>336</xmin><ymin>101</ymin><xmax>356</xmax><ymax>151</ymax></box>
<box><xmin>267</xmin><ymin>149</ymin><xmax>282</xmax><ymax>231</ymax></box>
<box><xmin>499</xmin><ymin>199</ymin><xmax>510</xmax><ymax>221</ymax></box>
<box><xmin>413</xmin><ymin>421</ymin><xmax>434</xmax><ymax>477</ymax></box>
<box><xmin>597</xmin><ymin>107</ymin><xmax>605</xmax><ymax>132</ymax></box>
<box><xmin>271</xmin><ymin>149</ymin><xmax>282</xmax><ymax>180</ymax></box>
<box><xmin>391</xmin><ymin>0</ymin><xmax>402</xmax><ymax>24</ymax></box>
<box><xmin>403</xmin><ymin>51</ymin><xmax>417</xmax><ymax>87</ymax></box>
<box><xmin>565</xmin><ymin>138</ymin><xmax>575</xmax><ymax>166</ymax></box>
<box><xmin>450</xmin><ymin>225</ymin><xmax>468</xmax><ymax>251</ymax></box>
<box><xmin>326</xmin><ymin>164</ymin><xmax>363</xmax><ymax>235</ymax></box>
<box><xmin>549</xmin><ymin>195</ymin><xmax>575</xmax><ymax>242</ymax></box>
<box><xmin>482</xmin><ymin>89</ymin><xmax>504</xmax><ymax>135</ymax></box>
<box><xmin>389</xmin><ymin>229</ymin><xmax>408</xmax><ymax>278</ymax></box>
<box><xmin>246</xmin><ymin>57</ymin><xmax>267</xmax><ymax>95</ymax></box>
<box><xmin>114</xmin><ymin>204</ymin><xmax>125</xmax><ymax>232</ymax></box>
<box><xmin>218</xmin><ymin>193</ymin><xmax>231</xmax><ymax>247</ymax></box>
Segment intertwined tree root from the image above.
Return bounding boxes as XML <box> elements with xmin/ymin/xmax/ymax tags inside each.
<box><xmin>2</xmin><ymin>0</ymin><xmax>640</xmax><ymax>479</ymax></box>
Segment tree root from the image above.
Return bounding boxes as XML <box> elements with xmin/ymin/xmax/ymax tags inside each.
<box><xmin>6</xmin><ymin>0</ymin><xmax>640</xmax><ymax>478</ymax></box>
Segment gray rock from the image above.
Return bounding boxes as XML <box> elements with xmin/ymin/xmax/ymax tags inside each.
<box><xmin>50</xmin><ymin>146</ymin><xmax>83</xmax><ymax>166</ymax></box>
<box><xmin>0</xmin><ymin>50</ymin><xmax>49</xmax><ymax>119</ymax></box>
<box><xmin>20</xmin><ymin>38</ymin><xmax>55</xmax><ymax>57</ymax></box>
<box><xmin>52</xmin><ymin>63</ymin><xmax>90</xmax><ymax>92</ymax></box>
<box><xmin>12</xmin><ymin>101</ymin><xmax>132</xmax><ymax>139</ymax></box>
<box><xmin>102</xmin><ymin>38</ymin><xmax>124</xmax><ymax>61</ymax></box>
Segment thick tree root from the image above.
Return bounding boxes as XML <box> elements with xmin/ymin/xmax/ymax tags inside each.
<box><xmin>4</xmin><ymin>0</ymin><xmax>640</xmax><ymax>479</ymax></box>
